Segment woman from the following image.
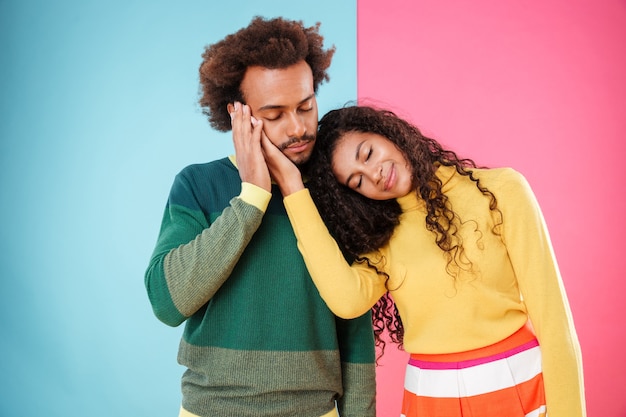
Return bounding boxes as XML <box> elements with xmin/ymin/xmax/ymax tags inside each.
<box><xmin>260</xmin><ymin>105</ymin><xmax>585</xmax><ymax>417</ymax></box>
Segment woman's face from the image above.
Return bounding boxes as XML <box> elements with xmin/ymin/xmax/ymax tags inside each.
<box><xmin>331</xmin><ymin>131</ymin><xmax>413</xmax><ymax>200</ymax></box>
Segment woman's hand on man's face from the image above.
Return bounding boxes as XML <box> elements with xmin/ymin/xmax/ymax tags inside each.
<box><xmin>261</xmin><ymin>131</ymin><xmax>305</xmax><ymax>196</ymax></box>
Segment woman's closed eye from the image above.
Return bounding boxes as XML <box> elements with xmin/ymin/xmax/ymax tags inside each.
<box><xmin>352</xmin><ymin>148</ymin><xmax>371</xmax><ymax>188</ymax></box>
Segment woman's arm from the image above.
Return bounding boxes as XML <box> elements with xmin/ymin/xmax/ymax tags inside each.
<box><xmin>497</xmin><ymin>169</ymin><xmax>586</xmax><ymax>416</ymax></box>
<box><xmin>260</xmin><ymin>132</ymin><xmax>387</xmax><ymax>318</ymax></box>
<box><xmin>284</xmin><ymin>189</ymin><xmax>387</xmax><ymax>318</ymax></box>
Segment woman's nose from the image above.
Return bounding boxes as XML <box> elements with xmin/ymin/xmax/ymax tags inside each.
<box><xmin>366</xmin><ymin>165</ymin><xmax>382</xmax><ymax>184</ymax></box>
<box><xmin>373</xmin><ymin>165</ymin><xmax>383</xmax><ymax>183</ymax></box>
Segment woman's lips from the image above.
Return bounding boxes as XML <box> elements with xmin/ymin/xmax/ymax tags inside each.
<box><xmin>384</xmin><ymin>164</ymin><xmax>396</xmax><ymax>191</ymax></box>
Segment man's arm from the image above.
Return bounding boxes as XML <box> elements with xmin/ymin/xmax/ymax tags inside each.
<box><xmin>145</xmin><ymin>102</ymin><xmax>273</xmax><ymax>327</ymax></box>
<box><xmin>335</xmin><ymin>313</ymin><xmax>377</xmax><ymax>417</ymax></box>
<box><xmin>145</xmin><ymin>176</ymin><xmax>270</xmax><ymax>327</ymax></box>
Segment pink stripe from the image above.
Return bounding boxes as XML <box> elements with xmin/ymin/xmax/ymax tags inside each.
<box><xmin>408</xmin><ymin>339</ymin><xmax>539</xmax><ymax>370</ymax></box>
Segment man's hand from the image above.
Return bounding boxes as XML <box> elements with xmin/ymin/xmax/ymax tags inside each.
<box><xmin>230</xmin><ymin>102</ymin><xmax>271</xmax><ymax>192</ymax></box>
<box><xmin>261</xmin><ymin>131</ymin><xmax>305</xmax><ymax>196</ymax></box>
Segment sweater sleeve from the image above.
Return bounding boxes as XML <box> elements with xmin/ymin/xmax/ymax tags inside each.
<box><xmin>497</xmin><ymin>169</ymin><xmax>586</xmax><ymax>417</ymax></box>
<box><xmin>284</xmin><ymin>189</ymin><xmax>387</xmax><ymax>319</ymax></box>
<box><xmin>144</xmin><ymin>173</ymin><xmax>270</xmax><ymax>327</ymax></box>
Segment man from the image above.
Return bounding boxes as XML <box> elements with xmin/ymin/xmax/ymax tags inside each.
<box><xmin>145</xmin><ymin>17</ymin><xmax>376</xmax><ymax>417</ymax></box>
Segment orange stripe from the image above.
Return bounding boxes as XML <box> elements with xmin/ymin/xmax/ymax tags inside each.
<box><xmin>402</xmin><ymin>373</ymin><xmax>545</xmax><ymax>416</ymax></box>
<box><xmin>410</xmin><ymin>322</ymin><xmax>536</xmax><ymax>362</ymax></box>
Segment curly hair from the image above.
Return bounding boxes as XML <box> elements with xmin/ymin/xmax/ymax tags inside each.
<box><xmin>305</xmin><ymin>105</ymin><xmax>501</xmax><ymax>353</ymax></box>
<box><xmin>198</xmin><ymin>16</ymin><xmax>335</xmax><ymax>132</ymax></box>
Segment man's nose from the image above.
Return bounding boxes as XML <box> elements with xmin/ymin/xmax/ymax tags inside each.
<box><xmin>286</xmin><ymin>113</ymin><xmax>306</xmax><ymax>138</ymax></box>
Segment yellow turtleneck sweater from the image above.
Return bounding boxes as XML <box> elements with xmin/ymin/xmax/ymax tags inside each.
<box><xmin>284</xmin><ymin>165</ymin><xmax>585</xmax><ymax>417</ymax></box>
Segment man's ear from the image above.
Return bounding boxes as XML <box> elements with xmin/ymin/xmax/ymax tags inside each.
<box><xmin>227</xmin><ymin>103</ymin><xmax>235</xmax><ymax>114</ymax></box>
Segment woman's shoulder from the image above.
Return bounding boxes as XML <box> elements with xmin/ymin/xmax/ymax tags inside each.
<box><xmin>469</xmin><ymin>167</ymin><xmax>539</xmax><ymax>212</ymax></box>
<box><xmin>469</xmin><ymin>166</ymin><xmax>528</xmax><ymax>188</ymax></box>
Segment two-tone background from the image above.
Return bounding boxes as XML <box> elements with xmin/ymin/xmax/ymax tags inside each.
<box><xmin>1</xmin><ymin>1</ymin><xmax>624</xmax><ymax>416</ymax></box>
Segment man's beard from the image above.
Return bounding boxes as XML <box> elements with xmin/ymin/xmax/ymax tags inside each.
<box><xmin>278</xmin><ymin>133</ymin><xmax>316</xmax><ymax>151</ymax></box>
<box><xmin>279</xmin><ymin>133</ymin><xmax>316</xmax><ymax>166</ymax></box>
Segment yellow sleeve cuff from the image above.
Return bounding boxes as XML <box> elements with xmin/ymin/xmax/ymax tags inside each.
<box><xmin>240</xmin><ymin>182</ymin><xmax>271</xmax><ymax>212</ymax></box>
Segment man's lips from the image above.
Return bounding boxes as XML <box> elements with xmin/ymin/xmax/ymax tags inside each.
<box><xmin>285</xmin><ymin>140</ymin><xmax>312</xmax><ymax>153</ymax></box>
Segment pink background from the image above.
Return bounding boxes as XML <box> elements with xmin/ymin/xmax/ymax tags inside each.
<box><xmin>357</xmin><ymin>1</ymin><xmax>626</xmax><ymax>416</ymax></box>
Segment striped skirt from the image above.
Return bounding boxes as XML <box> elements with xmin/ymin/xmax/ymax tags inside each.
<box><xmin>401</xmin><ymin>323</ymin><xmax>546</xmax><ymax>417</ymax></box>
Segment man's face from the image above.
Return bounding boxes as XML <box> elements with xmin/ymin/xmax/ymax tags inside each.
<box><xmin>240</xmin><ymin>60</ymin><xmax>318</xmax><ymax>166</ymax></box>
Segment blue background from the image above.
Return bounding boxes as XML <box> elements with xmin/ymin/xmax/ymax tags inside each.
<box><xmin>0</xmin><ymin>1</ymin><xmax>356</xmax><ymax>415</ymax></box>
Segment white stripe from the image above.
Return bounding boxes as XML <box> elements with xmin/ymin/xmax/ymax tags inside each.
<box><xmin>526</xmin><ymin>405</ymin><xmax>547</xmax><ymax>417</ymax></box>
<box><xmin>404</xmin><ymin>346</ymin><xmax>542</xmax><ymax>398</ymax></box>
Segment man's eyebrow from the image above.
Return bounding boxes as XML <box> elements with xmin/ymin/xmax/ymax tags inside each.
<box><xmin>344</xmin><ymin>141</ymin><xmax>364</xmax><ymax>187</ymax></box>
<box><xmin>258</xmin><ymin>94</ymin><xmax>315</xmax><ymax>112</ymax></box>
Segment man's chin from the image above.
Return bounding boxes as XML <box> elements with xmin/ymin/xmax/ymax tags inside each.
<box><xmin>284</xmin><ymin>149</ymin><xmax>313</xmax><ymax>167</ymax></box>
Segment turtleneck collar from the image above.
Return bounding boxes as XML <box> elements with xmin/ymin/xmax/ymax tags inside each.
<box><xmin>396</xmin><ymin>165</ymin><xmax>458</xmax><ymax>211</ymax></box>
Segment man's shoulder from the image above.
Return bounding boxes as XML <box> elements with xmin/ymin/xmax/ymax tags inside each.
<box><xmin>178</xmin><ymin>157</ymin><xmax>236</xmax><ymax>177</ymax></box>
<box><xmin>169</xmin><ymin>157</ymin><xmax>241</xmax><ymax>208</ymax></box>
<box><xmin>175</xmin><ymin>157</ymin><xmax>240</xmax><ymax>189</ymax></box>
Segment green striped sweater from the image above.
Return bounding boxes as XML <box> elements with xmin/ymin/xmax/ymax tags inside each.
<box><xmin>145</xmin><ymin>157</ymin><xmax>376</xmax><ymax>417</ymax></box>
